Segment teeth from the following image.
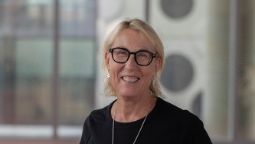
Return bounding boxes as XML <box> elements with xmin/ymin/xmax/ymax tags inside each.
<box><xmin>122</xmin><ymin>76</ymin><xmax>139</xmax><ymax>83</ymax></box>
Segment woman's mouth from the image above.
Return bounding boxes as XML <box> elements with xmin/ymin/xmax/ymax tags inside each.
<box><xmin>121</xmin><ymin>76</ymin><xmax>140</xmax><ymax>83</ymax></box>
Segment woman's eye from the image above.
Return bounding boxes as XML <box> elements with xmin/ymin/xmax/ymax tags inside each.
<box><xmin>116</xmin><ymin>51</ymin><xmax>126</xmax><ymax>55</ymax></box>
<box><xmin>137</xmin><ymin>52</ymin><xmax>150</xmax><ymax>58</ymax></box>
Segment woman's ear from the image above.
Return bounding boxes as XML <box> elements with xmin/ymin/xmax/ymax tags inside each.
<box><xmin>104</xmin><ymin>52</ymin><xmax>111</xmax><ymax>78</ymax></box>
<box><xmin>155</xmin><ymin>57</ymin><xmax>162</xmax><ymax>72</ymax></box>
<box><xmin>104</xmin><ymin>50</ymin><xmax>110</xmax><ymax>68</ymax></box>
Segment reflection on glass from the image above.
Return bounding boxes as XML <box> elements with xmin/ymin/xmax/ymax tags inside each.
<box><xmin>58</xmin><ymin>0</ymin><xmax>96</xmax><ymax>130</ymax></box>
<box><xmin>0</xmin><ymin>0</ymin><xmax>96</xmax><ymax>139</ymax></box>
<box><xmin>204</xmin><ymin>0</ymin><xmax>229</xmax><ymax>139</ymax></box>
<box><xmin>0</xmin><ymin>0</ymin><xmax>53</xmax><ymax>126</ymax></box>
<box><xmin>240</xmin><ymin>0</ymin><xmax>255</xmax><ymax>140</ymax></box>
<box><xmin>16</xmin><ymin>39</ymin><xmax>53</xmax><ymax>124</ymax></box>
<box><xmin>59</xmin><ymin>40</ymin><xmax>95</xmax><ymax>125</ymax></box>
<box><xmin>60</xmin><ymin>0</ymin><xmax>96</xmax><ymax>37</ymax></box>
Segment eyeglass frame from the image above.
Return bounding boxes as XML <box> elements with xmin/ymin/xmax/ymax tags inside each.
<box><xmin>108</xmin><ymin>47</ymin><xmax>158</xmax><ymax>66</ymax></box>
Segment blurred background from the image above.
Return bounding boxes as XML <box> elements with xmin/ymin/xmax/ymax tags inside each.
<box><xmin>0</xmin><ymin>0</ymin><xmax>254</xmax><ymax>144</ymax></box>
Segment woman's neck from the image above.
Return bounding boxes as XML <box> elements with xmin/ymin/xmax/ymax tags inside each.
<box><xmin>111</xmin><ymin>95</ymin><xmax>156</xmax><ymax>122</ymax></box>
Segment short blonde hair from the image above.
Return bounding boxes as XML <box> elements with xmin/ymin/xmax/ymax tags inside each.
<box><xmin>103</xmin><ymin>18</ymin><xmax>165</xmax><ymax>96</ymax></box>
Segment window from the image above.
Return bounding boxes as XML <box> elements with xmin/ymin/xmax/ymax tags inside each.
<box><xmin>0</xmin><ymin>0</ymin><xmax>96</xmax><ymax>141</ymax></box>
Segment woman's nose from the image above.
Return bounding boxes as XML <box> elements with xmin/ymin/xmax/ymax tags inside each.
<box><xmin>125</xmin><ymin>55</ymin><xmax>138</xmax><ymax>67</ymax></box>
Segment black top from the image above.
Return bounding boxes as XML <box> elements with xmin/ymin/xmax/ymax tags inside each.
<box><xmin>80</xmin><ymin>97</ymin><xmax>212</xmax><ymax>144</ymax></box>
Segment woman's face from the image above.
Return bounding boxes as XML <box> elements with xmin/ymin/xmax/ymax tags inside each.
<box><xmin>105</xmin><ymin>29</ymin><xmax>161</xmax><ymax>98</ymax></box>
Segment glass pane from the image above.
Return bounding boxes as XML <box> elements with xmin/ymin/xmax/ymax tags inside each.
<box><xmin>16</xmin><ymin>39</ymin><xmax>53</xmax><ymax>124</ymax></box>
<box><xmin>204</xmin><ymin>1</ymin><xmax>230</xmax><ymax>139</ymax></box>
<box><xmin>58</xmin><ymin>0</ymin><xmax>97</xmax><ymax>138</ymax></box>
<box><xmin>59</xmin><ymin>39</ymin><xmax>95</xmax><ymax>125</ymax></box>
<box><xmin>0</xmin><ymin>0</ymin><xmax>53</xmax><ymax>138</ymax></box>
<box><xmin>16</xmin><ymin>0</ymin><xmax>53</xmax><ymax>36</ymax></box>
<box><xmin>240</xmin><ymin>0</ymin><xmax>255</xmax><ymax>141</ymax></box>
<box><xmin>60</xmin><ymin>0</ymin><xmax>96</xmax><ymax>37</ymax></box>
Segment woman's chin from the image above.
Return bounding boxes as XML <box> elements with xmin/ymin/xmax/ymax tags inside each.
<box><xmin>117</xmin><ymin>89</ymin><xmax>140</xmax><ymax>98</ymax></box>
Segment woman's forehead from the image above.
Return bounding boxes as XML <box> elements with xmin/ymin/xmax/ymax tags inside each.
<box><xmin>112</xmin><ymin>29</ymin><xmax>155</xmax><ymax>50</ymax></box>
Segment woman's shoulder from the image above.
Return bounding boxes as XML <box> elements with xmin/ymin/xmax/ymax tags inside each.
<box><xmin>80</xmin><ymin>102</ymin><xmax>114</xmax><ymax>144</ymax></box>
<box><xmin>155</xmin><ymin>97</ymin><xmax>212</xmax><ymax>143</ymax></box>
<box><xmin>156</xmin><ymin>97</ymin><xmax>209</xmax><ymax>134</ymax></box>
<box><xmin>156</xmin><ymin>97</ymin><xmax>202</xmax><ymax>122</ymax></box>
<box><xmin>86</xmin><ymin>103</ymin><xmax>112</xmax><ymax>123</ymax></box>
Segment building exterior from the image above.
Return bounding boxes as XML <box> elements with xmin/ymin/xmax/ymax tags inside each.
<box><xmin>0</xmin><ymin>0</ymin><xmax>255</xmax><ymax>144</ymax></box>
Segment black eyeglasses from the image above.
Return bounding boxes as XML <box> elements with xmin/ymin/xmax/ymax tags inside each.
<box><xmin>109</xmin><ymin>47</ymin><xmax>157</xmax><ymax>66</ymax></box>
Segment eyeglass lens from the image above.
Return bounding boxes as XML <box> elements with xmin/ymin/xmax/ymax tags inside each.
<box><xmin>109</xmin><ymin>48</ymin><xmax>156</xmax><ymax>66</ymax></box>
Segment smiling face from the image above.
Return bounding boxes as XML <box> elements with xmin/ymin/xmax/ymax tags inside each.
<box><xmin>105</xmin><ymin>29</ymin><xmax>161</xmax><ymax>99</ymax></box>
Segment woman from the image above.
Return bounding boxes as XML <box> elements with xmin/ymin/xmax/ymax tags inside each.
<box><xmin>80</xmin><ymin>18</ymin><xmax>212</xmax><ymax>144</ymax></box>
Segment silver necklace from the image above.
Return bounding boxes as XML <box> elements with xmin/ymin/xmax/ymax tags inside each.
<box><xmin>111</xmin><ymin>113</ymin><xmax>148</xmax><ymax>144</ymax></box>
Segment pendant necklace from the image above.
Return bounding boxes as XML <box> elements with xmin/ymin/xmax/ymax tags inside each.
<box><xmin>111</xmin><ymin>109</ymin><xmax>148</xmax><ymax>144</ymax></box>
